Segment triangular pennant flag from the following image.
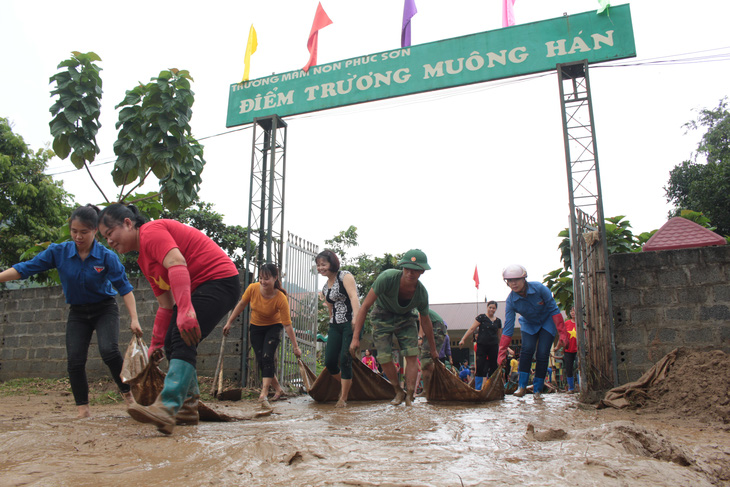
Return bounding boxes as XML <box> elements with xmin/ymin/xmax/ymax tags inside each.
<box><xmin>401</xmin><ymin>0</ymin><xmax>418</xmax><ymax>48</ymax></box>
<box><xmin>302</xmin><ymin>2</ymin><xmax>333</xmax><ymax>73</ymax></box>
<box><xmin>502</xmin><ymin>0</ymin><xmax>516</xmax><ymax>27</ymax></box>
<box><xmin>242</xmin><ymin>24</ymin><xmax>258</xmax><ymax>82</ymax></box>
<box><xmin>473</xmin><ymin>266</ymin><xmax>480</xmax><ymax>289</ymax></box>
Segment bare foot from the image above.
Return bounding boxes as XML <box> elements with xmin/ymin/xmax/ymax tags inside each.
<box><xmin>405</xmin><ymin>391</ymin><xmax>414</xmax><ymax>407</ymax></box>
<box><xmin>122</xmin><ymin>391</ymin><xmax>135</xmax><ymax>406</ymax></box>
<box><xmin>258</xmin><ymin>396</ymin><xmax>272</xmax><ymax>409</ymax></box>
<box><xmin>335</xmin><ymin>399</ymin><xmax>347</xmax><ymax>408</ymax></box>
<box><xmin>77</xmin><ymin>405</ymin><xmax>91</xmax><ymax>419</ymax></box>
<box><xmin>391</xmin><ymin>390</ymin><xmax>406</xmax><ymax>406</ymax></box>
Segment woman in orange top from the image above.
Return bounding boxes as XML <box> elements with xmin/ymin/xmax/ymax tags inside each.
<box><xmin>223</xmin><ymin>264</ymin><xmax>302</xmax><ymax>408</ymax></box>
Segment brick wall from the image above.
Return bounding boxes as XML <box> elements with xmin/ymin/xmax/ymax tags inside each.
<box><xmin>610</xmin><ymin>245</ymin><xmax>730</xmax><ymax>383</ymax></box>
<box><xmin>0</xmin><ymin>276</ymin><xmax>245</xmax><ymax>382</ymax></box>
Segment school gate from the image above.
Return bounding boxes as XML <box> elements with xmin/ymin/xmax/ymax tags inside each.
<box><xmin>231</xmin><ymin>6</ymin><xmax>636</xmax><ymax>394</ymax></box>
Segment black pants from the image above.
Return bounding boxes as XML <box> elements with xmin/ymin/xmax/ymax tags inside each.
<box><xmin>164</xmin><ymin>275</ymin><xmax>240</xmax><ymax>367</ymax></box>
<box><xmin>564</xmin><ymin>351</ymin><xmax>578</xmax><ymax>378</ymax></box>
<box><xmin>67</xmin><ymin>298</ymin><xmax>128</xmax><ymax>405</ymax></box>
<box><xmin>250</xmin><ymin>323</ymin><xmax>283</xmax><ymax>378</ymax></box>
<box><xmin>475</xmin><ymin>342</ymin><xmax>499</xmax><ymax>378</ymax></box>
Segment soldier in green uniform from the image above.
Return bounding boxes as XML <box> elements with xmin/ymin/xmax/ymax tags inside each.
<box><xmin>350</xmin><ymin>249</ymin><xmax>437</xmax><ymax>406</ymax></box>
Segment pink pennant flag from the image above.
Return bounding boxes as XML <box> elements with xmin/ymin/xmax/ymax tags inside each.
<box><xmin>302</xmin><ymin>2</ymin><xmax>333</xmax><ymax>73</ymax></box>
<box><xmin>502</xmin><ymin>0</ymin><xmax>516</xmax><ymax>27</ymax></box>
<box><xmin>401</xmin><ymin>0</ymin><xmax>418</xmax><ymax>48</ymax></box>
<box><xmin>473</xmin><ymin>266</ymin><xmax>480</xmax><ymax>289</ymax></box>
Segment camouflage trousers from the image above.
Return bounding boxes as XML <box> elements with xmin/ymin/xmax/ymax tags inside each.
<box><xmin>371</xmin><ymin>306</ymin><xmax>419</xmax><ymax>364</ymax></box>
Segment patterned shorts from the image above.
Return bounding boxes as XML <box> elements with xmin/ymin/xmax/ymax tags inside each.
<box><xmin>371</xmin><ymin>306</ymin><xmax>419</xmax><ymax>363</ymax></box>
<box><xmin>419</xmin><ymin>319</ymin><xmax>447</xmax><ymax>365</ymax></box>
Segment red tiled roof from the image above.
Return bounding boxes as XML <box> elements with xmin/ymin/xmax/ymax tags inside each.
<box><xmin>642</xmin><ymin>217</ymin><xmax>727</xmax><ymax>251</ymax></box>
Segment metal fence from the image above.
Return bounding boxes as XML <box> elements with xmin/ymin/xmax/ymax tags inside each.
<box><xmin>280</xmin><ymin>232</ymin><xmax>319</xmax><ymax>389</ymax></box>
<box><xmin>573</xmin><ymin>208</ymin><xmax>617</xmax><ymax>392</ymax></box>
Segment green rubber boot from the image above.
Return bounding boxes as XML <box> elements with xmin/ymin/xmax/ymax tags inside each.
<box><xmin>128</xmin><ymin>359</ymin><xmax>196</xmax><ymax>435</ymax></box>
<box><xmin>176</xmin><ymin>372</ymin><xmax>200</xmax><ymax>426</ymax></box>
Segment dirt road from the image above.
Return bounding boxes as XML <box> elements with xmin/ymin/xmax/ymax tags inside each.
<box><xmin>1</xmin><ymin>389</ymin><xmax>728</xmax><ymax>486</ymax></box>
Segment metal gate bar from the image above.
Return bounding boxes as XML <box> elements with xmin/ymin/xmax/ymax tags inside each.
<box><xmin>557</xmin><ymin>60</ymin><xmax>618</xmax><ymax>393</ymax></box>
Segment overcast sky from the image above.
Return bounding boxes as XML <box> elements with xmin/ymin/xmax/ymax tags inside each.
<box><xmin>2</xmin><ymin>1</ymin><xmax>729</xmax><ymax>309</ymax></box>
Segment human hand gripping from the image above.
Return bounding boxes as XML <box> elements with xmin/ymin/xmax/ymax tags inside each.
<box><xmin>178</xmin><ymin>306</ymin><xmax>201</xmax><ymax>346</ymax></box>
<box><xmin>149</xmin><ymin>307</ymin><xmax>173</xmax><ymax>358</ymax></box>
<box><xmin>552</xmin><ymin>313</ymin><xmax>568</xmax><ymax>350</ymax></box>
<box><xmin>349</xmin><ymin>336</ymin><xmax>360</xmax><ymax>359</ymax></box>
<box><xmin>222</xmin><ymin>319</ymin><xmax>233</xmax><ymax>337</ymax></box>
<box><xmin>497</xmin><ymin>334</ymin><xmax>512</xmax><ymax>366</ymax></box>
<box><xmin>130</xmin><ymin>319</ymin><xmax>143</xmax><ymax>337</ymax></box>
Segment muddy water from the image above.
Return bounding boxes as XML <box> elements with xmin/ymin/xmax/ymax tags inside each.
<box><xmin>0</xmin><ymin>393</ymin><xmax>724</xmax><ymax>486</ymax></box>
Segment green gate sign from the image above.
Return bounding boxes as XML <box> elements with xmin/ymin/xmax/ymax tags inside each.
<box><xmin>226</xmin><ymin>5</ymin><xmax>635</xmax><ymax>127</ymax></box>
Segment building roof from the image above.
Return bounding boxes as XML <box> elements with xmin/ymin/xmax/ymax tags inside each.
<box><xmin>643</xmin><ymin>217</ymin><xmax>727</xmax><ymax>252</ymax></box>
<box><xmin>430</xmin><ymin>301</ymin><xmax>508</xmax><ymax>331</ymax></box>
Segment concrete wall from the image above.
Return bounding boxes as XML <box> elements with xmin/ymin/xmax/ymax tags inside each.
<box><xmin>0</xmin><ymin>276</ymin><xmax>245</xmax><ymax>382</ymax></box>
<box><xmin>610</xmin><ymin>245</ymin><xmax>730</xmax><ymax>383</ymax></box>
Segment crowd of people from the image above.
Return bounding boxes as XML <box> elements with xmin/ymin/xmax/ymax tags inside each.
<box><xmin>3</xmin><ymin>203</ymin><xmax>579</xmax><ymax>435</ymax></box>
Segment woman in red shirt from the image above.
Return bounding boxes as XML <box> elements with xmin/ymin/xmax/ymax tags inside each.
<box><xmin>98</xmin><ymin>203</ymin><xmax>240</xmax><ymax>434</ymax></box>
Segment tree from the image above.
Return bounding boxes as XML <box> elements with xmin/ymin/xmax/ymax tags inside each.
<box><xmin>49</xmin><ymin>52</ymin><xmax>205</xmax><ymax>210</ymax></box>
<box><xmin>665</xmin><ymin>98</ymin><xmax>730</xmax><ymax>236</ymax></box>
<box><xmin>113</xmin><ymin>68</ymin><xmax>204</xmax><ymax>210</ymax></box>
<box><xmin>162</xmin><ymin>201</ymin><xmax>253</xmax><ymax>269</ymax></box>
<box><xmin>0</xmin><ymin>118</ymin><xmax>73</xmax><ymax>282</ymax></box>
<box><xmin>542</xmin><ymin>216</ymin><xmax>654</xmax><ymax>311</ymax></box>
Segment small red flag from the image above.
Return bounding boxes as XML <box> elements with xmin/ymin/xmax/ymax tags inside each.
<box><xmin>302</xmin><ymin>2</ymin><xmax>333</xmax><ymax>73</ymax></box>
<box><xmin>473</xmin><ymin>266</ymin><xmax>480</xmax><ymax>289</ymax></box>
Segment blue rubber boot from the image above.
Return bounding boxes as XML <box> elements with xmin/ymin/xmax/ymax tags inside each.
<box><xmin>567</xmin><ymin>376</ymin><xmax>575</xmax><ymax>393</ymax></box>
<box><xmin>474</xmin><ymin>376</ymin><xmax>483</xmax><ymax>391</ymax></box>
<box><xmin>128</xmin><ymin>359</ymin><xmax>195</xmax><ymax>434</ymax></box>
<box><xmin>514</xmin><ymin>372</ymin><xmax>529</xmax><ymax>397</ymax></box>
<box><xmin>533</xmin><ymin>378</ymin><xmax>545</xmax><ymax>400</ymax></box>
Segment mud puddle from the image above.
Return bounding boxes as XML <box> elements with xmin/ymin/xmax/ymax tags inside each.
<box><xmin>1</xmin><ymin>391</ymin><xmax>727</xmax><ymax>486</ymax></box>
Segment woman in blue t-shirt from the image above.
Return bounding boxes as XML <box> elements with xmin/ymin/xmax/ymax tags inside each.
<box><xmin>498</xmin><ymin>264</ymin><xmax>567</xmax><ymax>400</ymax></box>
<box><xmin>0</xmin><ymin>205</ymin><xmax>141</xmax><ymax>418</ymax></box>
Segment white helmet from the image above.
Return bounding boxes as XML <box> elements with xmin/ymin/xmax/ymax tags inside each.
<box><xmin>502</xmin><ymin>264</ymin><xmax>527</xmax><ymax>280</ymax></box>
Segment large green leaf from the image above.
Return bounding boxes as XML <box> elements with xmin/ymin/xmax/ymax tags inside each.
<box><xmin>52</xmin><ymin>134</ymin><xmax>71</xmax><ymax>159</ymax></box>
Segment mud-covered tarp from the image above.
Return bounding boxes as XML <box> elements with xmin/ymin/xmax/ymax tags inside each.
<box><xmin>426</xmin><ymin>359</ymin><xmax>505</xmax><ymax>402</ymax></box>
<box><xmin>126</xmin><ymin>358</ymin><xmax>267</xmax><ymax>422</ymax></box>
<box><xmin>597</xmin><ymin>348</ymin><xmax>678</xmax><ymax>410</ymax></box>
<box><xmin>299</xmin><ymin>357</ymin><xmax>395</xmax><ymax>402</ymax></box>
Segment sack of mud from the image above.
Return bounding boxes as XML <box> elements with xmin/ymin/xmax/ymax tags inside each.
<box><xmin>120</xmin><ymin>336</ymin><xmax>148</xmax><ymax>384</ymax></box>
<box><xmin>125</xmin><ymin>351</ymin><xmax>166</xmax><ymax>406</ymax></box>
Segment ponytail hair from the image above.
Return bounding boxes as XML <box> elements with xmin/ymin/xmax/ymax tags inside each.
<box><xmin>98</xmin><ymin>203</ymin><xmax>147</xmax><ymax>230</ymax></box>
<box><xmin>260</xmin><ymin>263</ymin><xmax>287</xmax><ymax>296</ymax></box>
<box><xmin>69</xmin><ymin>204</ymin><xmax>101</xmax><ymax>229</ymax></box>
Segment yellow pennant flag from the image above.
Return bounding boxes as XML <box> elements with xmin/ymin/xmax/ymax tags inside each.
<box><xmin>242</xmin><ymin>24</ymin><xmax>257</xmax><ymax>82</ymax></box>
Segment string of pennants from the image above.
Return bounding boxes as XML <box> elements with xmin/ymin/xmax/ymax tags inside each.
<box><xmin>242</xmin><ymin>0</ymin><xmax>611</xmax><ymax>82</ymax></box>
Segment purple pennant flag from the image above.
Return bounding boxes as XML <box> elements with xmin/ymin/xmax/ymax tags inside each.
<box><xmin>401</xmin><ymin>0</ymin><xmax>417</xmax><ymax>48</ymax></box>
